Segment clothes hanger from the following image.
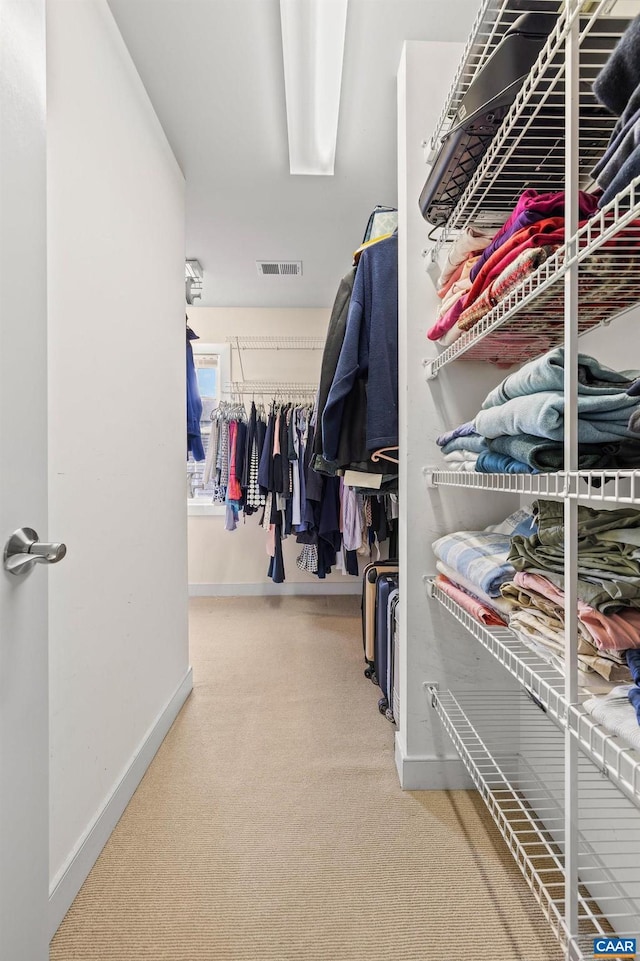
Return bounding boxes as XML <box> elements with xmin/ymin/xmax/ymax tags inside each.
<box><xmin>371</xmin><ymin>446</ymin><xmax>399</xmax><ymax>466</ymax></box>
<box><xmin>352</xmin><ymin>231</ymin><xmax>395</xmax><ymax>266</ymax></box>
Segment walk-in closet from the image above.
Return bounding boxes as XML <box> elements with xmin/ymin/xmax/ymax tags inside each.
<box><xmin>5</xmin><ymin>1</ymin><xmax>640</xmax><ymax>960</ymax></box>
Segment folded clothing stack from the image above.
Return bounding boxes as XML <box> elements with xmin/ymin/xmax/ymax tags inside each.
<box><xmin>435</xmin><ymin>422</ymin><xmax>488</xmax><ymax>473</ymax></box>
<box><xmin>432</xmin><ymin>500</ymin><xmax>640</xmax><ymax>695</ymax></box>
<box><xmin>503</xmin><ymin>498</ymin><xmax>640</xmax><ymax>688</ymax></box>
<box><xmin>437</xmin><ymin>347</ymin><xmax>640</xmax><ymax>474</ymax></box>
<box><xmin>583</xmin><ymin>650</ymin><xmax>640</xmax><ymax>754</ymax></box>
<box><xmin>433</xmin><ymin>227</ymin><xmax>496</xmax><ymax>333</ymax></box>
<box><xmin>592</xmin><ymin>15</ymin><xmax>640</xmax><ymax>207</ymax></box>
<box><xmin>427</xmin><ymin>190</ymin><xmax>600</xmax><ymax>347</ymax></box>
<box><xmin>432</xmin><ymin>507</ymin><xmax>536</xmax><ymax>622</ymax></box>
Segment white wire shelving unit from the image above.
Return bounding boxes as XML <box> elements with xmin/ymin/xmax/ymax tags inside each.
<box><xmin>429</xmin><ymin>582</ymin><xmax>640</xmax><ymax>807</ymax></box>
<box><xmin>429</xmin><ymin>4</ymin><xmax>626</xmax><ymax>244</ymax></box>
<box><xmin>427</xmin><ymin>0</ymin><xmax>562</xmax><ymax>158</ymax></box>
<box><xmin>428</xmin><ymin>689</ymin><xmax>640</xmax><ymax>959</ymax></box>
<box><xmin>426</xmin><ymin>469</ymin><xmax>640</xmax><ymax>506</ymax></box>
<box><xmin>426</xmin><ymin>178</ymin><xmax>640</xmax><ymax>374</ymax></box>
<box><xmin>418</xmin><ymin>1</ymin><xmax>640</xmax><ymax>955</ymax></box>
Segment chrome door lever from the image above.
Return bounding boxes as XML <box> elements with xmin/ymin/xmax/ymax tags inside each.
<box><xmin>3</xmin><ymin>527</ymin><xmax>67</xmax><ymax>576</ymax></box>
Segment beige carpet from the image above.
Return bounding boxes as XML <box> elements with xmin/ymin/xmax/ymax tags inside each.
<box><xmin>50</xmin><ymin>596</ymin><xmax>562</xmax><ymax>961</ymax></box>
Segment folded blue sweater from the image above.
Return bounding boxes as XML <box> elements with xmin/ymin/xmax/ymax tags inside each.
<box><xmin>481</xmin><ymin>347</ymin><xmax>639</xmax><ymax>409</ymax></box>
<box><xmin>475</xmin><ymin>390</ymin><xmax>640</xmax><ymax>443</ymax></box>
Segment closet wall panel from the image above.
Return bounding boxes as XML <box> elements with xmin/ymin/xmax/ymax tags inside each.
<box><xmin>396</xmin><ymin>41</ymin><xmax>521</xmax><ymax>788</ymax></box>
<box><xmin>47</xmin><ymin>0</ymin><xmax>189</xmax><ymax>930</ymax></box>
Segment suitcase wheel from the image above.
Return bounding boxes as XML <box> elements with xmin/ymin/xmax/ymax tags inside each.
<box><xmin>385</xmin><ymin>708</ymin><xmax>395</xmax><ymax>724</ymax></box>
<box><xmin>378</xmin><ymin>696</ymin><xmax>388</xmax><ymax>715</ymax></box>
<box><xmin>364</xmin><ymin>666</ymin><xmax>374</xmax><ymax>680</ymax></box>
<box><xmin>371</xmin><ymin>671</ymin><xmax>378</xmax><ymax>686</ymax></box>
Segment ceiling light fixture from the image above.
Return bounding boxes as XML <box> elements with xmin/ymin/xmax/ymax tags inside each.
<box><xmin>279</xmin><ymin>0</ymin><xmax>348</xmax><ymax>176</ymax></box>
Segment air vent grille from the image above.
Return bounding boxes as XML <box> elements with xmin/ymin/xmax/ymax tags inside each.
<box><xmin>256</xmin><ymin>261</ymin><xmax>303</xmax><ymax>277</ymax></box>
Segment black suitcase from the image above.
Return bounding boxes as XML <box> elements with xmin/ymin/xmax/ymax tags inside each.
<box><xmin>378</xmin><ymin>587</ymin><xmax>399</xmax><ymax>723</ymax></box>
<box><xmin>361</xmin><ymin>560</ymin><xmax>398</xmax><ymax>678</ymax></box>
<box><xmin>373</xmin><ymin>573</ymin><xmax>399</xmax><ymax>693</ymax></box>
<box><xmin>391</xmin><ymin>592</ymin><xmax>400</xmax><ymax>724</ymax></box>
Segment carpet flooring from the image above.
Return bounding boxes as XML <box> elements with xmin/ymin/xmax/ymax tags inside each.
<box><xmin>50</xmin><ymin>595</ymin><xmax>562</xmax><ymax>960</ymax></box>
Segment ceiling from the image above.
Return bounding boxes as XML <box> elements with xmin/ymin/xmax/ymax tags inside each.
<box><xmin>108</xmin><ymin>0</ymin><xmax>478</xmax><ymax>309</ymax></box>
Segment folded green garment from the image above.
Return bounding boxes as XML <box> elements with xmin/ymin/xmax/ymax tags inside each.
<box><xmin>528</xmin><ymin>567</ymin><xmax>640</xmax><ymax>614</ymax></box>
<box><xmin>507</xmin><ymin>500</ymin><xmax>640</xmax><ymax>600</ymax></box>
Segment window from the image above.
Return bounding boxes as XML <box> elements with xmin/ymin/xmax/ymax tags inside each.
<box><xmin>187</xmin><ymin>342</ymin><xmax>231</xmax><ymax>514</ymax></box>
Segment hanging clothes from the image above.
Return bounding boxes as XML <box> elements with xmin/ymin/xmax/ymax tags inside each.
<box><xmin>186</xmin><ymin>325</ymin><xmax>205</xmax><ymax>461</ymax></box>
<box><xmin>322</xmin><ymin>232</ymin><xmax>398</xmax><ymax>462</ymax></box>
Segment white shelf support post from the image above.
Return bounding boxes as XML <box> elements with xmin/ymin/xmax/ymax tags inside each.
<box><xmin>564</xmin><ymin>1</ymin><xmax>580</xmax><ymax>948</ymax></box>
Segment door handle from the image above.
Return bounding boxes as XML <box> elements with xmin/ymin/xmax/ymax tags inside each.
<box><xmin>3</xmin><ymin>527</ymin><xmax>67</xmax><ymax>576</ymax></box>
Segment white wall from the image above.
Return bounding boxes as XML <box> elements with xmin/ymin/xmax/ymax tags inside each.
<box><xmin>396</xmin><ymin>42</ymin><xmax>522</xmax><ymax>790</ymax></box>
<box><xmin>186</xmin><ymin>306</ymin><xmax>364</xmax><ymax>592</ymax></box>
<box><xmin>0</xmin><ymin>3</ymin><xmax>49</xmax><ymax>958</ymax></box>
<box><xmin>47</xmin><ymin>0</ymin><xmax>190</xmax><ymax>931</ymax></box>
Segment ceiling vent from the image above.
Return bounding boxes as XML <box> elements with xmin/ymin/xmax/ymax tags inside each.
<box><xmin>256</xmin><ymin>261</ymin><xmax>303</xmax><ymax>277</ymax></box>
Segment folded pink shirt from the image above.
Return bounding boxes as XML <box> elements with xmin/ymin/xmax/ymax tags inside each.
<box><xmin>513</xmin><ymin>572</ymin><xmax>640</xmax><ymax>651</ymax></box>
<box><xmin>436</xmin><ymin>256</ymin><xmax>480</xmax><ymax>318</ymax></box>
<box><xmin>436</xmin><ymin>575</ymin><xmax>507</xmax><ymax>627</ymax></box>
<box><xmin>427</xmin><ymin>296</ymin><xmax>468</xmax><ymax>341</ymax></box>
<box><xmin>437</xmin><ymin>260</ymin><xmax>464</xmax><ymax>299</ymax></box>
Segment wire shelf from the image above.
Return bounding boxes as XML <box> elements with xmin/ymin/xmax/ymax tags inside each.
<box><xmin>430</xmin><ymin>583</ymin><xmax>640</xmax><ymax>808</ymax></box>
<box><xmin>429</xmin><ymin>689</ymin><xmax>640</xmax><ymax>958</ymax></box>
<box><xmin>428</xmin><ymin>470</ymin><xmax>640</xmax><ymax>506</ymax></box>
<box><xmin>428</xmin><ymin>0</ymin><xmax>563</xmax><ymax>154</ymax></box>
<box><xmin>225</xmin><ymin>381</ymin><xmax>317</xmax><ymax>398</ymax></box>
<box><xmin>226</xmin><ymin>337</ymin><xmax>325</xmax><ymax>350</ymax></box>
<box><xmin>427</xmin><ymin>178</ymin><xmax>640</xmax><ymax>374</ymax></box>
<box><xmin>434</xmin><ymin>4</ymin><xmax>628</xmax><ymax>238</ymax></box>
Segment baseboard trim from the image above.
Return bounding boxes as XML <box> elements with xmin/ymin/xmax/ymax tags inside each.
<box><xmin>189</xmin><ymin>581</ymin><xmax>362</xmax><ymax>597</ymax></box>
<box><xmin>48</xmin><ymin>668</ymin><xmax>194</xmax><ymax>939</ymax></box>
<box><xmin>394</xmin><ymin>733</ymin><xmax>474</xmax><ymax>790</ymax></box>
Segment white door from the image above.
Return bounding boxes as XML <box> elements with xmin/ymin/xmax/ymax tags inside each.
<box><xmin>0</xmin><ymin>2</ymin><xmax>54</xmax><ymax>958</ymax></box>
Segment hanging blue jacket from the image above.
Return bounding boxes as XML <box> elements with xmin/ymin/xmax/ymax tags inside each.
<box><xmin>186</xmin><ymin>326</ymin><xmax>205</xmax><ymax>461</ymax></box>
<box><xmin>321</xmin><ymin>233</ymin><xmax>398</xmax><ymax>461</ymax></box>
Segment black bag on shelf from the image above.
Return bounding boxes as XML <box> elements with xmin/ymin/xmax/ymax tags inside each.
<box><xmin>419</xmin><ymin>11</ymin><xmax>558</xmax><ymax>227</ymax></box>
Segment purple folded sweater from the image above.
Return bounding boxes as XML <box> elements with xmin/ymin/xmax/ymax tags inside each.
<box><xmin>469</xmin><ymin>189</ymin><xmax>600</xmax><ymax>282</ymax></box>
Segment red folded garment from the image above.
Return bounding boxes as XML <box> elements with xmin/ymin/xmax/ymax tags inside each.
<box><xmin>464</xmin><ymin>216</ymin><xmax>566</xmax><ymax>306</ymax></box>
<box><xmin>469</xmin><ymin>189</ymin><xmax>599</xmax><ymax>282</ymax></box>
<box><xmin>457</xmin><ymin>246</ymin><xmax>555</xmax><ymax>333</ymax></box>
<box><xmin>435</xmin><ymin>574</ymin><xmax>507</xmax><ymax>627</ymax></box>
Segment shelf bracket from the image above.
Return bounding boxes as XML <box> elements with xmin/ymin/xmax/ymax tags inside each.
<box><xmin>422</xmin><ymin>574</ymin><xmax>437</xmax><ymax>597</ymax></box>
<box><xmin>423</xmin><ymin>358</ymin><xmax>438</xmax><ymax>381</ymax></box>
<box><xmin>423</xmin><ymin>467</ymin><xmax>437</xmax><ymax>488</ymax></box>
<box><xmin>424</xmin><ymin>682</ymin><xmax>440</xmax><ymax>708</ymax></box>
<box><xmin>422</xmin><ymin>139</ymin><xmax>438</xmax><ymax>166</ymax></box>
